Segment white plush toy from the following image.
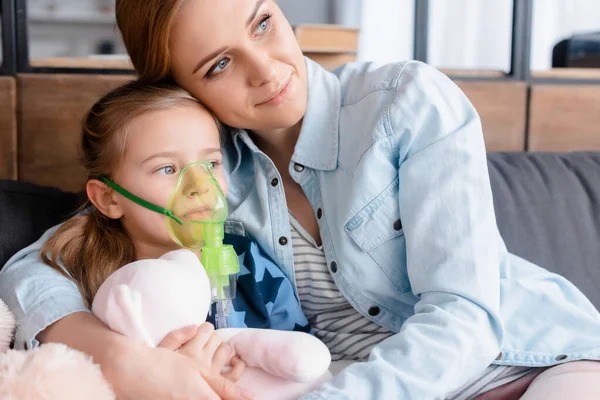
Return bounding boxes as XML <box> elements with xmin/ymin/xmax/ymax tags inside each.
<box><xmin>92</xmin><ymin>249</ymin><xmax>332</xmax><ymax>400</ymax></box>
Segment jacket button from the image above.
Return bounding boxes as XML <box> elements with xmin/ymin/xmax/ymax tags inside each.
<box><xmin>271</xmin><ymin>178</ymin><xmax>279</xmax><ymax>187</ymax></box>
<box><xmin>368</xmin><ymin>306</ymin><xmax>380</xmax><ymax>316</ymax></box>
<box><xmin>294</xmin><ymin>163</ymin><xmax>305</xmax><ymax>172</ymax></box>
<box><xmin>555</xmin><ymin>354</ymin><xmax>568</xmax><ymax>361</ymax></box>
<box><xmin>393</xmin><ymin>219</ymin><xmax>402</xmax><ymax>231</ymax></box>
<box><xmin>330</xmin><ymin>262</ymin><xmax>338</xmax><ymax>273</ymax></box>
<box><xmin>279</xmin><ymin>236</ymin><xmax>288</xmax><ymax>246</ymax></box>
<box><xmin>317</xmin><ymin>208</ymin><xmax>323</xmax><ymax>219</ymax></box>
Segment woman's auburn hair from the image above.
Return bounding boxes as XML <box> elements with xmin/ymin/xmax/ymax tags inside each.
<box><xmin>116</xmin><ymin>0</ymin><xmax>185</xmax><ymax>82</ymax></box>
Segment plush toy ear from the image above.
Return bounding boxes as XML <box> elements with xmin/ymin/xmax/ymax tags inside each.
<box><xmin>103</xmin><ymin>285</ymin><xmax>155</xmax><ymax>347</ymax></box>
<box><xmin>0</xmin><ymin>300</ymin><xmax>15</xmax><ymax>352</ymax></box>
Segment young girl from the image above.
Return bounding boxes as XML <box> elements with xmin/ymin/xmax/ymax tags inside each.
<box><xmin>38</xmin><ymin>79</ymin><xmax>310</xmax><ymax>395</ymax></box>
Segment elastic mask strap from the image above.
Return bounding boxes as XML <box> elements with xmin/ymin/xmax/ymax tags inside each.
<box><xmin>97</xmin><ymin>175</ymin><xmax>183</xmax><ymax>225</ymax></box>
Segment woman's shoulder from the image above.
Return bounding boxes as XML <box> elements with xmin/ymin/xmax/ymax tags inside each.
<box><xmin>333</xmin><ymin>60</ymin><xmax>454</xmax><ymax>107</ymax></box>
<box><xmin>333</xmin><ymin>60</ymin><xmax>479</xmax><ymax>162</ymax></box>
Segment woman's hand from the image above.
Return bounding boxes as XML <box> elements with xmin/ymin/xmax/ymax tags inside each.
<box><xmin>159</xmin><ymin>323</ymin><xmax>247</xmax><ymax>382</ymax></box>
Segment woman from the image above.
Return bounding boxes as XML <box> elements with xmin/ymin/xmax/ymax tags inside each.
<box><xmin>2</xmin><ymin>0</ymin><xmax>600</xmax><ymax>398</ymax></box>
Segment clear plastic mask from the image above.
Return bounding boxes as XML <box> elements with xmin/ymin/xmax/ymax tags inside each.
<box><xmin>165</xmin><ymin>161</ymin><xmax>228</xmax><ymax>250</ymax></box>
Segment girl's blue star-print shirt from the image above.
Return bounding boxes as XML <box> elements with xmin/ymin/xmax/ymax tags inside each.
<box><xmin>208</xmin><ymin>233</ymin><xmax>310</xmax><ymax>333</ymax></box>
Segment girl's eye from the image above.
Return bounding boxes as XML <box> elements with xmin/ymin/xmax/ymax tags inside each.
<box><xmin>157</xmin><ymin>165</ymin><xmax>177</xmax><ymax>175</ymax></box>
<box><xmin>208</xmin><ymin>161</ymin><xmax>219</xmax><ymax>170</ymax></box>
<box><xmin>207</xmin><ymin>58</ymin><xmax>229</xmax><ymax>77</ymax></box>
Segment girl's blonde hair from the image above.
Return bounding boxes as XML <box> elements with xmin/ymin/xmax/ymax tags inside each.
<box><xmin>115</xmin><ymin>0</ymin><xmax>185</xmax><ymax>82</ymax></box>
<box><xmin>41</xmin><ymin>81</ymin><xmax>200</xmax><ymax>307</ymax></box>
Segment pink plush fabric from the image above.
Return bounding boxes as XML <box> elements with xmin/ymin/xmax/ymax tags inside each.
<box><xmin>0</xmin><ymin>299</ymin><xmax>114</xmax><ymax>399</ymax></box>
<box><xmin>221</xmin><ymin>329</ymin><xmax>332</xmax><ymax>400</ymax></box>
<box><xmin>0</xmin><ymin>301</ymin><xmax>15</xmax><ymax>352</ymax></box>
<box><xmin>0</xmin><ymin>344</ymin><xmax>115</xmax><ymax>400</ymax></box>
<box><xmin>92</xmin><ymin>249</ymin><xmax>211</xmax><ymax>347</ymax></box>
<box><xmin>92</xmin><ymin>249</ymin><xmax>332</xmax><ymax>399</ymax></box>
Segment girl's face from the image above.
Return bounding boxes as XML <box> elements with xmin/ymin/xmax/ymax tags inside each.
<box><xmin>169</xmin><ymin>0</ymin><xmax>308</xmax><ymax>135</ymax></box>
<box><xmin>109</xmin><ymin>105</ymin><xmax>227</xmax><ymax>258</ymax></box>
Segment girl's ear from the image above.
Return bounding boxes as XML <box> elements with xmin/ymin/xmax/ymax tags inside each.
<box><xmin>87</xmin><ymin>179</ymin><xmax>124</xmax><ymax>220</ymax></box>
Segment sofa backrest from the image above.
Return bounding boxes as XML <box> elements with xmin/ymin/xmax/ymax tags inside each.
<box><xmin>488</xmin><ymin>152</ymin><xmax>600</xmax><ymax>308</ymax></box>
<box><xmin>0</xmin><ymin>180</ymin><xmax>84</xmax><ymax>267</ymax></box>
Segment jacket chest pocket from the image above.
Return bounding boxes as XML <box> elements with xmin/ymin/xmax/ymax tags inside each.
<box><xmin>344</xmin><ymin>178</ymin><xmax>411</xmax><ymax>293</ymax></box>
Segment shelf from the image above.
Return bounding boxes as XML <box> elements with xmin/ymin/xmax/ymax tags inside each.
<box><xmin>30</xmin><ymin>57</ymin><xmax>133</xmax><ymax>69</ymax></box>
<box><xmin>532</xmin><ymin>68</ymin><xmax>600</xmax><ymax>80</ymax></box>
<box><xmin>28</xmin><ymin>11</ymin><xmax>115</xmax><ymax>25</ymax></box>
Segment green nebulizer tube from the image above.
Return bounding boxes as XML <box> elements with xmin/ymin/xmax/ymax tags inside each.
<box><xmin>165</xmin><ymin>161</ymin><xmax>240</xmax><ymax>329</ymax></box>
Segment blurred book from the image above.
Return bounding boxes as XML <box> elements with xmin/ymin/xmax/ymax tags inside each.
<box><xmin>293</xmin><ymin>24</ymin><xmax>359</xmax><ymax>53</ymax></box>
<box><xmin>304</xmin><ymin>52</ymin><xmax>357</xmax><ymax>70</ymax></box>
<box><xmin>293</xmin><ymin>24</ymin><xmax>359</xmax><ymax>70</ymax></box>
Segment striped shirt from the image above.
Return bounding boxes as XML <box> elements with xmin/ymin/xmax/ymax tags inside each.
<box><xmin>289</xmin><ymin>213</ymin><xmax>537</xmax><ymax>398</ymax></box>
<box><xmin>289</xmin><ymin>214</ymin><xmax>394</xmax><ymax>361</ymax></box>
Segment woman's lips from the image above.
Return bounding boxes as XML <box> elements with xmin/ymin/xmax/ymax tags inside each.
<box><xmin>257</xmin><ymin>74</ymin><xmax>293</xmax><ymax>107</ymax></box>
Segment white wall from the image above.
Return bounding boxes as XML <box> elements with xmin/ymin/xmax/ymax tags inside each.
<box><xmin>277</xmin><ymin>0</ymin><xmax>332</xmax><ymax>26</ymax></box>
<box><xmin>428</xmin><ymin>0</ymin><xmax>513</xmax><ymax>71</ymax></box>
<box><xmin>357</xmin><ymin>0</ymin><xmax>414</xmax><ymax>64</ymax></box>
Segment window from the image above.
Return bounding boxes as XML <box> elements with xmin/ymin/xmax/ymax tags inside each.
<box><xmin>428</xmin><ymin>0</ymin><xmax>514</xmax><ymax>74</ymax></box>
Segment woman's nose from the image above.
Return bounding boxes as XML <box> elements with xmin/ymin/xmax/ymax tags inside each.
<box><xmin>247</xmin><ymin>50</ymin><xmax>278</xmax><ymax>87</ymax></box>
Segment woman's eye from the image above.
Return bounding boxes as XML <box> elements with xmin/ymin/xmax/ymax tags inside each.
<box><xmin>157</xmin><ymin>165</ymin><xmax>177</xmax><ymax>175</ymax></box>
<box><xmin>257</xmin><ymin>20</ymin><xmax>268</xmax><ymax>32</ymax></box>
<box><xmin>256</xmin><ymin>14</ymin><xmax>272</xmax><ymax>34</ymax></box>
<box><xmin>208</xmin><ymin>58</ymin><xmax>229</xmax><ymax>77</ymax></box>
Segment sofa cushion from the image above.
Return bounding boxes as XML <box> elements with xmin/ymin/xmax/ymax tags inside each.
<box><xmin>488</xmin><ymin>152</ymin><xmax>600</xmax><ymax>308</ymax></box>
<box><xmin>0</xmin><ymin>180</ymin><xmax>84</xmax><ymax>267</ymax></box>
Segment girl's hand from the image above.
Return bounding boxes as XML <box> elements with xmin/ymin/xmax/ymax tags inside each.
<box><xmin>160</xmin><ymin>323</ymin><xmax>248</xmax><ymax>382</ymax></box>
<box><xmin>106</xmin><ymin>338</ymin><xmax>253</xmax><ymax>400</ymax></box>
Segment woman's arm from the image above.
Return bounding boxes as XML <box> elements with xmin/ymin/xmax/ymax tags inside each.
<box><xmin>303</xmin><ymin>62</ymin><xmax>504</xmax><ymax>399</ymax></box>
<box><xmin>41</xmin><ymin>312</ymin><xmax>251</xmax><ymax>400</ymax></box>
<box><xmin>0</xmin><ymin>227</ymin><xmax>251</xmax><ymax>400</ymax></box>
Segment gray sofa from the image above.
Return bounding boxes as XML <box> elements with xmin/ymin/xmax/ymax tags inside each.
<box><xmin>1</xmin><ymin>152</ymin><xmax>600</xmax><ymax>308</ymax></box>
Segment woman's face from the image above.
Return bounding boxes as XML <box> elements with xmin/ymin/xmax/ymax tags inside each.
<box><xmin>169</xmin><ymin>0</ymin><xmax>307</xmax><ymax>133</ymax></box>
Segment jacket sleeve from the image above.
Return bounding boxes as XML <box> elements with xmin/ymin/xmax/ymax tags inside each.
<box><xmin>302</xmin><ymin>62</ymin><xmax>504</xmax><ymax>399</ymax></box>
<box><xmin>0</xmin><ymin>224</ymin><xmax>90</xmax><ymax>349</ymax></box>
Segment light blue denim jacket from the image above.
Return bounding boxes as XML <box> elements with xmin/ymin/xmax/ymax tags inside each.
<box><xmin>3</xmin><ymin>59</ymin><xmax>600</xmax><ymax>399</ymax></box>
<box><xmin>222</xmin><ymin>59</ymin><xmax>600</xmax><ymax>399</ymax></box>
